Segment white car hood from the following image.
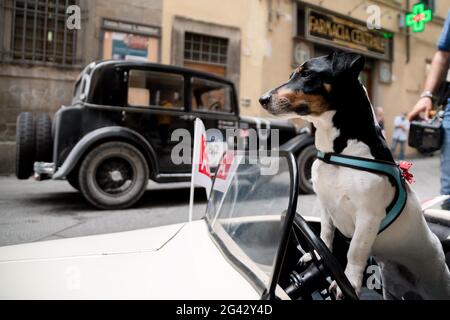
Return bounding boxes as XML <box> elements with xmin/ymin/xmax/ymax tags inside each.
<box><xmin>0</xmin><ymin>221</ymin><xmax>260</xmax><ymax>300</ymax></box>
<box><xmin>0</xmin><ymin>223</ymin><xmax>184</xmax><ymax>262</ymax></box>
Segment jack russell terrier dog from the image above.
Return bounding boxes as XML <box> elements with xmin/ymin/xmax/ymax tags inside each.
<box><xmin>259</xmin><ymin>52</ymin><xmax>450</xmax><ymax>300</ymax></box>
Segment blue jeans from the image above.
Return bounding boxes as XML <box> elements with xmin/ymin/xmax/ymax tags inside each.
<box><xmin>391</xmin><ymin>139</ymin><xmax>406</xmax><ymax>160</ymax></box>
<box><xmin>442</xmin><ymin>105</ymin><xmax>450</xmax><ymax>209</ymax></box>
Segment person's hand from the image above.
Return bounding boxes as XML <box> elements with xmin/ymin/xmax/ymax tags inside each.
<box><xmin>407</xmin><ymin>97</ymin><xmax>433</xmax><ymax>121</ymax></box>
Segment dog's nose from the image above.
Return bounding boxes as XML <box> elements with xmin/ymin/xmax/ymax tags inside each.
<box><xmin>259</xmin><ymin>94</ymin><xmax>272</xmax><ymax>108</ymax></box>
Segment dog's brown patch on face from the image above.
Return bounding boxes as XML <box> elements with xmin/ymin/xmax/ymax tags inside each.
<box><xmin>324</xmin><ymin>83</ymin><xmax>332</xmax><ymax>93</ymax></box>
<box><xmin>276</xmin><ymin>88</ymin><xmax>330</xmax><ymax>115</ymax></box>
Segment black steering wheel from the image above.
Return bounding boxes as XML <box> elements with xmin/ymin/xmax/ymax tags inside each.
<box><xmin>285</xmin><ymin>214</ymin><xmax>359</xmax><ymax>300</ymax></box>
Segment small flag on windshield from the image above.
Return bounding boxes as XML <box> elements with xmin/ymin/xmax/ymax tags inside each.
<box><xmin>213</xmin><ymin>151</ymin><xmax>242</xmax><ymax>194</ymax></box>
<box><xmin>189</xmin><ymin>119</ymin><xmax>213</xmax><ymax>221</ymax></box>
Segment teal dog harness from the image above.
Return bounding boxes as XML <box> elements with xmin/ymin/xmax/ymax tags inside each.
<box><xmin>316</xmin><ymin>151</ymin><xmax>408</xmax><ymax>234</ymax></box>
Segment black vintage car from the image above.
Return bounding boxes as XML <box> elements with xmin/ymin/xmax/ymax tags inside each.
<box><xmin>15</xmin><ymin>60</ymin><xmax>315</xmax><ymax>209</ymax></box>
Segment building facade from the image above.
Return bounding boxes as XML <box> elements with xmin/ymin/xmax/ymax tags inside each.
<box><xmin>0</xmin><ymin>0</ymin><xmax>449</xmax><ymax>174</ymax></box>
<box><xmin>0</xmin><ymin>0</ymin><xmax>163</xmax><ymax>174</ymax></box>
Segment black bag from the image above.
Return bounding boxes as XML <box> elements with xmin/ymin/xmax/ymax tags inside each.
<box><xmin>408</xmin><ymin>116</ymin><xmax>443</xmax><ymax>153</ymax></box>
<box><xmin>408</xmin><ymin>81</ymin><xmax>448</xmax><ymax>154</ymax></box>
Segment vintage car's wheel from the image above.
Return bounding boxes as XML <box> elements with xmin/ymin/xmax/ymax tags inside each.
<box><xmin>35</xmin><ymin>114</ymin><xmax>53</xmax><ymax>162</ymax></box>
<box><xmin>78</xmin><ymin>142</ymin><xmax>149</xmax><ymax>210</ymax></box>
<box><xmin>15</xmin><ymin>112</ymin><xmax>36</xmax><ymax>180</ymax></box>
<box><xmin>297</xmin><ymin>145</ymin><xmax>316</xmax><ymax>194</ymax></box>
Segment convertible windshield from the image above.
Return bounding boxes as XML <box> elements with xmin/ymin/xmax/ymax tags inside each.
<box><xmin>206</xmin><ymin>152</ymin><xmax>292</xmax><ymax>292</ymax></box>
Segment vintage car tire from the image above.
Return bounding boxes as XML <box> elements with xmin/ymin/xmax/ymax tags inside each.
<box><xmin>15</xmin><ymin>112</ymin><xmax>36</xmax><ymax>180</ymax></box>
<box><xmin>78</xmin><ymin>142</ymin><xmax>149</xmax><ymax>210</ymax></box>
<box><xmin>297</xmin><ymin>144</ymin><xmax>316</xmax><ymax>194</ymax></box>
<box><xmin>35</xmin><ymin>114</ymin><xmax>53</xmax><ymax>162</ymax></box>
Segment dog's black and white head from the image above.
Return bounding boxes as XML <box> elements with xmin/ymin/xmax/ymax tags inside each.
<box><xmin>260</xmin><ymin>51</ymin><xmax>393</xmax><ymax>162</ymax></box>
<box><xmin>259</xmin><ymin>51</ymin><xmax>364</xmax><ymax>116</ymax></box>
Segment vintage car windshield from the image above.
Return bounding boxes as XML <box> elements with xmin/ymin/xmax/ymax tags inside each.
<box><xmin>206</xmin><ymin>152</ymin><xmax>292</xmax><ymax>293</ymax></box>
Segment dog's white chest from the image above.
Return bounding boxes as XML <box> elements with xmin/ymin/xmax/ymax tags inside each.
<box><xmin>311</xmin><ymin>140</ymin><xmax>394</xmax><ymax>238</ymax></box>
<box><xmin>312</xmin><ymin>160</ymin><xmax>359</xmax><ymax>237</ymax></box>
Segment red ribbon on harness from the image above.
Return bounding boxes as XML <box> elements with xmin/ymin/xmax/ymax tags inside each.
<box><xmin>399</xmin><ymin>161</ymin><xmax>415</xmax><ymax>184</ymax></box>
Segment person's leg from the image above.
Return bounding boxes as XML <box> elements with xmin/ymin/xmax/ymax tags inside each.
<box><xmin>441</xmin><ymin>108</ymin><xmax>450</xmax><ymax>210</ymax></box>
<box><xmin>399</xmin><ymin>141</ymin><xmax>406</xmax><ymax>160</ymax></box>
<box><xmin>391</xmin><ymin>139</ymin><xmax>398</xmax><ymax>159</ymax></box>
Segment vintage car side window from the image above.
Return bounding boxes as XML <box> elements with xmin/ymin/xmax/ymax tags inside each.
<box><xmin>191</xmin><ymin>77</ymin><xmax>232</xmax><ymax>113</ymax></box>
<box><xmin>128</xmin><ymin>70</ymin><xmax>184</xmax><ymax>109</ymax></box>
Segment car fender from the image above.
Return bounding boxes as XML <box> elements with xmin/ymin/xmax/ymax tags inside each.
<box><xmin>53</xmin><ymin>126</ymin><xmax>158</xmax><ymax>180</ymax></box>
<box><xmin>281</xmin><ymin>132</ymin><xmax>315</xmax><ymax>155</ymax></box>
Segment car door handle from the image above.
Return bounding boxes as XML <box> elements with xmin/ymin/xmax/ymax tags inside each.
<box><xmin>179</xmin><ymin>115</ymin><xmax>196</xmax><ymax>121</ymax></box>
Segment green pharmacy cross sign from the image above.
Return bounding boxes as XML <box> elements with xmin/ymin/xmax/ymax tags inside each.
<box><xmin>406</xmin><ymin>3</ymin><xmax>433</xmax><ymax>33</ymax></box>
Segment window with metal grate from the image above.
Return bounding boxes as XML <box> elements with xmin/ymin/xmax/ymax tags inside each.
<box><xmin>184</xmin><ymin>32</ymin><xmax>229</xmax><ymax>67</ymax></box>
<box><xmin>11</xmin><ymin>0</ymin><xmax>79</xmax><ymax>66</ymax></box>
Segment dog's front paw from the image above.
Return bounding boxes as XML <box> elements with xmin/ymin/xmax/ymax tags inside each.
<box><xmin>330</xmin><ymin>280</ymin><xmax>362</xmax><ymax>300</ymax></box>
<box><xmin>299</xmin><ymin>252</ymin><xmax>313</xmax><ymax>265</ymax></box>
<box><xmin>329</xmin><ymin>281</ymin><xmax>345</xmax><ymax>300</ymax></box>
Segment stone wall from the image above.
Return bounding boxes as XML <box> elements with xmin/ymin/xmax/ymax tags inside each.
<box><xmin>0</xmin><ymin>0</ymin><xmax>163</xmax><ymax>175</ymax></box>
<box><xmin>0</xmin><ymin>65</ymin><xmax>80</xmax><ymax>175</ymax></box>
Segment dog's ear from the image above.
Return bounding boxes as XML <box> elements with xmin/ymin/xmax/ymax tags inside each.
<box><xmin>330</xmin><ymin>52</ymin><xmax>365</xmax><ymax>79</ymax></box>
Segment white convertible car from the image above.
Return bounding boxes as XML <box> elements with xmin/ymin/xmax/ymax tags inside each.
<box><xmin>1</xmin><ymin>150</ymin><xmax>449</xmax><ymax>300</ymax></box>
